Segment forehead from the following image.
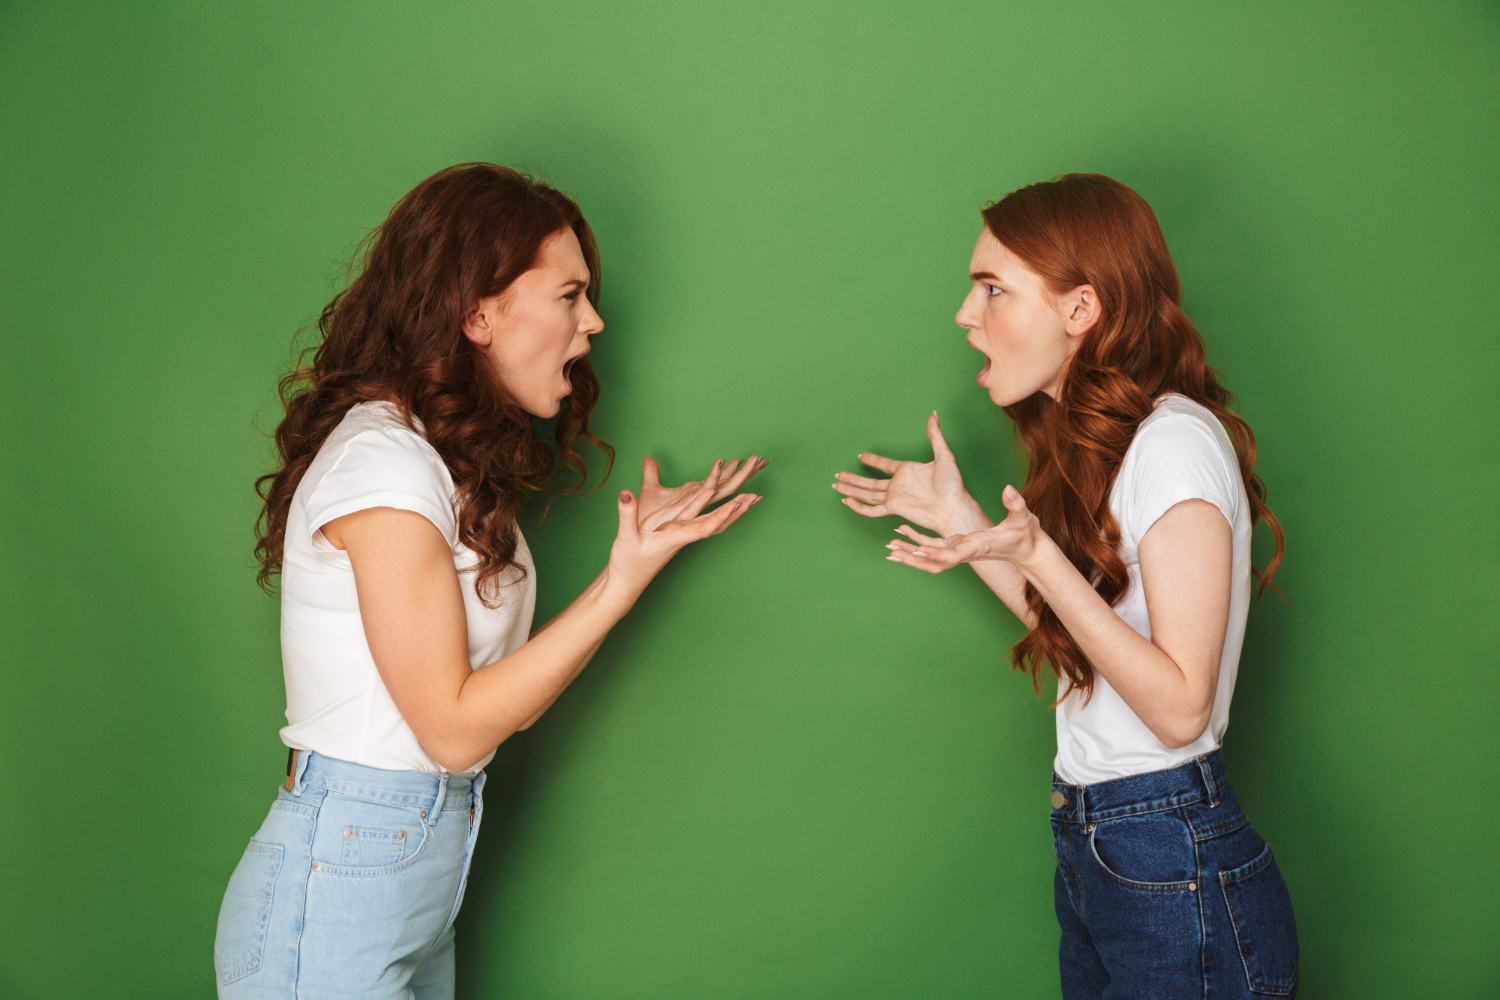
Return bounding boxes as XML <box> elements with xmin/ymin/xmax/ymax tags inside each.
<box><xmin>969</xmin><ymin>227</ymin><xmax>1021</xmax><ymax>272</ymax></box>
<box><xmin>533</xmin><ymin>227</ymin><xmax>589</xmax><ymax>279</ymax></box>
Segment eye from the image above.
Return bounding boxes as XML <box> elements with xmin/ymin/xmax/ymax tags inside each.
<box><xmin>563</xmin><ymin>290</ymin><xmax>581</xmax><ymax>302</ymax></box>
<box><xmin>986</xmin><ymin>284</ymin><xmax>1002</xmax><ymax>297</ymax></box>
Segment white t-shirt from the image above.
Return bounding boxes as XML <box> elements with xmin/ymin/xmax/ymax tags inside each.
<box><xmin>278</xmin><ymin>401</ymin><xmax>536</xmax><ymax>774</ymax></box>
<box><xmin>1053</xmin><ymin>394</ymin><xmax>1253</xmax><ymax>786</ymax></box>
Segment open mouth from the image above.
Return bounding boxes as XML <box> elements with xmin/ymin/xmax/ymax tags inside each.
<box><xmin>561</xmin><ymin>355</ymin><xmax>584</xmax><ymax>395</ymax></box>
<box><xmin>976</xmin><ymin>355</ymin><xmax>992</xmax><ymax>386</ymax></box>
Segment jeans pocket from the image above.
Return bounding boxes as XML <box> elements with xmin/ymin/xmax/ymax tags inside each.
<box><xmin>1089</xmin><ymin>810</ymin><xmax>1197</xmax><ymax>890</ymax></box>
<box><xmin>1219</xmin><ymin>841</ymin><xmax>1299</xmax><ymax>995</ymax></box>
<box><xmin>214</xmin><ymin>841</ymin><xmax>283</xmax><ymax>985</ymax></box>
<box><xmin>339</xmin><ymin>824</ymin><xmax>411</xmax><ymax>867</ymax></box>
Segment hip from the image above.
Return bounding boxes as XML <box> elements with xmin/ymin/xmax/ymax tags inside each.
<box><xmin>213</xmin><ymin>751</ymin><xmax>486</xmax><ymax>996</ymax></box>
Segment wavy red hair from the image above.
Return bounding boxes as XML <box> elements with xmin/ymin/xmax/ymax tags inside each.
<box><xmin>255</xmin><ymin>163</ymin><xmax>613</xmax><ymax>604</ymax></box>
<box><xmin>983</xmin><ymin>174</ymin><xmax>1284</xmax><ymax>702</ymax></box>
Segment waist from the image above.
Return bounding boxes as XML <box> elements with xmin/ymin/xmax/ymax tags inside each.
<box><xmin>291</xmin><ymin>750</ymin><xmax>478</xmax><ymax>812</ymax></box>
<box><xmin>1051</xmin><ymin>750</ymin><xmax>1229</xmax><ymax>825</ymax></box>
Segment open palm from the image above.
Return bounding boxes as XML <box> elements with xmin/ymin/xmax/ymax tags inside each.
<box><xmin>638</xmin><ymin>455</ymin><xmax>767</xmax><ymax>531</ymax></box>
<box><xmin>834</xmin><ymin>412</ymin><xmax>985</xmax><ymax>536</ymax></box>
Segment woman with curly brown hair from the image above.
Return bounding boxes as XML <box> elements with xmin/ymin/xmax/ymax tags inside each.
<box><xmin>214</xmin><ymin>163</ymin><xmax>764</xmax><ymax>998</ymax></box>
<box><xmin>835</xmin><ymin>174</ymin><xmax>1299</xmax><ymax>997</ymax></box>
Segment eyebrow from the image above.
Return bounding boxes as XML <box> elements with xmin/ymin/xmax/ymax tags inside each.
<box><xmin>969</xmin><ymin>271</ymin><xmax>1000</xmax><ymax>282</ymax></box>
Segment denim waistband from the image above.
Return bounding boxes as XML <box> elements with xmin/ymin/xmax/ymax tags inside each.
<box><xmin>288</xmin><ymin>750</ymin><xmax>477</xmax><ymax>813</ymax></box>
<box><xmin>1051</xmin><ymin>751</ymin><xmax>1227</xmax><ymax>825</ymax></box>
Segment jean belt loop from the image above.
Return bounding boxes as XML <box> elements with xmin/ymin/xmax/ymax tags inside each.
<box><xmin>1077</xmin><ymin>786</ymin><xmax>1087</xmax><ymax>827</ymax></box>
<box><xmin>1196</xmin><ymin>756</ymin><xmax>1219</xmax><ymax>807</ymax></box>
<box><xmin>291</xmin><ymin>748</ymin><xmax>313</xmax><ymax>797</ymax></box>
<box><xmin>429</xmin><ymin>772</ymin><xmax>449</xmax><ymax>826</ymax></box>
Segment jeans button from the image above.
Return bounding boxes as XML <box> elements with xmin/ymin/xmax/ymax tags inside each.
<box><xmin>1050</xmin><ymin>790</ymin><xmax>1068</xmax><ymax>809</ymax></box>
<box><xmin>1188</xmin><ymin>881</ymin><xmax>1197</xmax><ymax>891</ymax></box>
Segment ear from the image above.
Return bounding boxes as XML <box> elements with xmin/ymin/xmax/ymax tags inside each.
<box><xmin>1062</xmin><ymin>284</ymin><xmax>1101</xmax><ymax>338</ymax></box>
<box><xmin>462</xmin><ymin>295</ymin><xmax>499</xmax><ymax>347</ymax></box>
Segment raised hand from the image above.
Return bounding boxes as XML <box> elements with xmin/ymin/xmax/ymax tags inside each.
<box><xmin>639</xmin><ymin>455</ymin><xmax>767</xmax><ymax>531</ymax></box>
<box><xmin>834</xmin><ymin>412</ymin><xmax>989</xmax><ymax>535</ymax></box>
<box><xmin>885</xmin><ymin>484</ymin><xmax>1043</xmax><ymax>574</ymax></box>
<box><xmin>607</xmin><ymin>462</ymin><xmax>763</xmax><ymax>594</ymax></box>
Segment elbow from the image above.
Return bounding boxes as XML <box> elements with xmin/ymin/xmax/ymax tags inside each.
<box><xmin>1153</xmin><ymin>709</ymin><xmax>1213</xmax><ymax>750</ymax></box>
<box><xmin>425</xmin><ymin>736</ymin><xmax>509</xmax><ymax>774</ymax></box>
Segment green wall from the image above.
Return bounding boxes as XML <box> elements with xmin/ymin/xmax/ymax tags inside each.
<box><xmin>3</xmin><ymin>2</ymin><xmax>1497</xmax><ymax>996</ymax></box>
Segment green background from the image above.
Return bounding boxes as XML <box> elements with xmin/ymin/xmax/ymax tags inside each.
<box><xmin>3</xmin><ymin>1</ymin><xmax>1497</xmax><ymax>996</ymax></box>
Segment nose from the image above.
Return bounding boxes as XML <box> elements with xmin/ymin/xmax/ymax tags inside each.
<box><xmin>581</xmin><ymin>298</ymin><xmax>604</xmax><ymax>336</ymax></box>
<box><xmin>955</xmin><ymin>289</ymin><xmax>982</xmax><ymax>330</ymax></box>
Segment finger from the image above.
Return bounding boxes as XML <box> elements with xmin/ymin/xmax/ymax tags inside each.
<box><xmin>701</xmin><ymin>459</ymin><xmax>726</xmax><ymax>493</ymax></box>
<box><xmin>885</xmin><ymin>549</ymin><xmax>950</xmax><ymax>575</ymax></box>
<box><xmin>681</xmin><ymin>482</ymin><xmax>720</xmax><ymax>521</ymax></box>
<box><xmin>834</xmin><ymin>471</ymin><xmax>887</xmax><ymax>490</ymax></box>
<box><xmin>840</xmin><ymin>496</ymin><xmax>889</xmax><ymax>518</ymax></box>
<box><xmin>832</xmin><ymin>481</ymin><xmax>887</xmax><ymax>503</ymax></box>
<box><xmin>926</xmin><ymin>411</ymin><xmax>956</xmax><ymax>461</ymax></box>
<box><xmin>616</xmin><ymin>490</ymin><xmax>640</xmax><ymax>540</ymax></box>
<box><xmin>717</xmin><ymin>455</ymin><xmax>764</xmax><ymax>496</ymax></box>
<box><xmin>684</xmin><ymin>491</ymin><xmax>757</xmax><ymax>538</ymax></box>
<box><xmin>895</xmin><ymin>524</ymin><xmax>942</xmax><ymax>544</ymax></box>
<box><xmin>1002</xmin><ymin>484</ymin><xmax>1029</xmax><ymax>516</ymax></box>
<box><xmin>859</xmin><ymin>452</ymin><xmax>902</xmax><ymax>475</ymax></box>
<box><xmin>642</xmin><ymin>457</ymin><xmax>661</xmax><ymax>490</ymax></box>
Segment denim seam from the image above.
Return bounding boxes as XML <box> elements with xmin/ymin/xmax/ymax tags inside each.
<box><xmin>303</xmin><ymin>780</ymin><xmax>459</xmax><ymax>811</ymax></box>
<box><xmin>1190</xmin><ymin>812</ymin><xmax>1208</xmax><ymax>999</ymax></box>
<box><xmin>292</xmin><ymin>788</ymin><xmax>324</xmax><ymax>1000</ymax></box>
<box><xmin>1084</xmin><ymin>793</ymin><xmax>1206</xmax><ymax>823</ymax></box>
<box><xmin>1087</xmin><ymin>822</ymin><xmax>1197</xmax><ymax>893</ymax></box>
<box><xmin>1063</xmin><ymin>826</ymin><xmax>1087</xmax><ymax>920</ymax></box>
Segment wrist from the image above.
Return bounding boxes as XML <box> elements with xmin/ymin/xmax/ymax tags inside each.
<box><xmin>940</xmin><ymin>496</ymin><xmax>993</xmax><ymax>536</ymax></box>
<box><xmin>596</xmin><ymin>559</ymin><xmax>650</xmax><ymax>616</ymax></box>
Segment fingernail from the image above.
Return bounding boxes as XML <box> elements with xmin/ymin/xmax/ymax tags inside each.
<box><xmin>751</xmin><ymin>496</ymin><xmax>763</xmax><ymax>505</ymax></box>
<box><xmin>731</xmin><ymin>501</ymin><xmax>742</xmax><ymax>512</ymax></box>
<box><xmin>618</xmin><ymin>491</ymin><xmax>632</xmax><ymax>504</ymax></box>
<box><xmin>887</xmin><ymin>555</ymin><xmax>902</xmax><ymax>562</ymax></box>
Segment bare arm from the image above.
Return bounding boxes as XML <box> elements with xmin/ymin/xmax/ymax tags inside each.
<box><xmin>324</xmin><ymin>458</ymin><xmax>763</xmax><ymax>772</ymax></box>
<box><xmin>889</xmin><ymin>489</ymin><xmax>1231</xmax><ymax>748</ymax></box>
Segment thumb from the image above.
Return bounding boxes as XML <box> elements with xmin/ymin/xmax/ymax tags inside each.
<box><xmin>1002</xmin><ymin>484</ymin><xmax>1029</xmax><ymax>515</ymax></box>
<box><xmin>926</xmin><ymin>411</ymin><xmax>955</xmax><ymax>461</ymax></box>
<box><xmin>616</xmin><ymin>490</ymin><xmax>640</xmax><ymax>539</ymax></box>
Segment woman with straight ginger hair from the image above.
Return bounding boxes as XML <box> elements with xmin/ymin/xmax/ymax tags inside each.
<box><xmin>214</xmin><ymin>163</ymin><xmax>765</xmax><ymax>998</ymax></box>
<box><xmin>836</xmin><ymin>174</ymin><xmax>1299</xmax><ymax>997</ymax></box>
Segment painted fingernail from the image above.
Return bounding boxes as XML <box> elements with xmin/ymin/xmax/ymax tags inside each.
<box><xmin>618</xmin><ymin>491</ymin><xmax>632</xmax><ymax>504</ymax></box>
<box><xmin>731</xmin><ymin>501</ymin><xmax>742</xmax><ymax>512</ymax></box>
<box><xmin>751</xmin><ymin>496</ymin><xmax>763</xmax><ymax>505</ymax></box>
<box><xmin>887</xmin><ymin>555</ymin><xmax>902</xmax><ymax>562</ymax></box>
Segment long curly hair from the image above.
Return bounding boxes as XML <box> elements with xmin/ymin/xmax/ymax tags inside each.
<box><xmin>255</xmin><ymin>163</ymin><xmax>614</xmax><ymax>604</ymax></box>
<box><xmin>983</xmin><ymin>174</ymin><xmax>1284</xmax><ymax>702</ymax></box>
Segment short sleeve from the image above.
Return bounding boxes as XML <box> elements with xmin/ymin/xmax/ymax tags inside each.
<box><xmin>1117</xmin><ymin>410</ymin><xmax>1240</xmax><ymax>548</ymax></box>
<box><xmin>302</xmin><ymin>425</ymin><xmax>459</xmax><ymax>551</ymax></box>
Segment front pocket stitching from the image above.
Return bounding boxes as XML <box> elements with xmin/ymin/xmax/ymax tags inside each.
<box><xmin>1191</xmin><ymin>812</ymin><xmax>1250</xmax><ymax>842</ymax></box>
<box><xmin>1218</xmin><ymin>843</ymin><xmax>1298</xmax><ymax>994</ymax></box>
<box><xmin>316</xmin><ymin>816</ymin><xmax>432</xmax><ymax>877</ymax></box>
<box><xmin>339</xmin><ymin>825</ymin><xmax>409</xmax><ymax>866</ymax></box>
<box><xmin>1088</xmin><ymin>822</ymin><xmax>1196</xmax><ymax>893</ymax></box>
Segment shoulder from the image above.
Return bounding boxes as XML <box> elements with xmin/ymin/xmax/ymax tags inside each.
<box><xmin>1114</xmin><ymin>394</ymin><xmax>1242</xmax><ymax>539</ymax></box>
<box><xmin>301</xmin><ymin>402</ymin><xmax>458</xmax><ymax>544</ymax></box>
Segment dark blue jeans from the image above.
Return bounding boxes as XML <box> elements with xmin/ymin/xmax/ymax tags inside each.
<box><xmin>1051</xmin><ymin>751</ymin><xmax>1299</xmax><ymax>998</ymax></box>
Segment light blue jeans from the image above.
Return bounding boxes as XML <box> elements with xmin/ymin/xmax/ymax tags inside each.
<box><xmin>214</xmin><ymin>751</ymin><xmax>485</xmax><ymax>999</ymax></box>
